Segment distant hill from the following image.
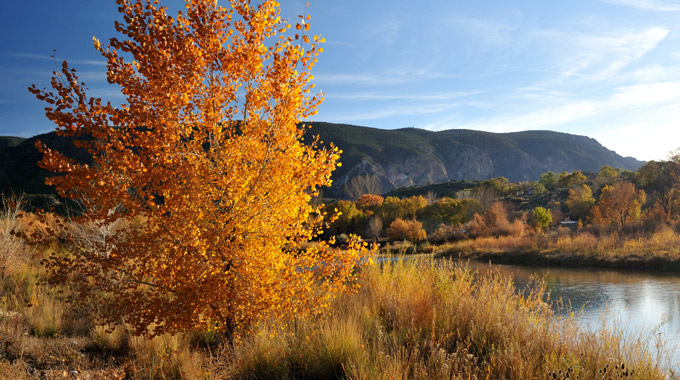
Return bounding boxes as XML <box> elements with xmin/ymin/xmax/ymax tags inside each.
<box><xmin>0</xmin><ymin>132</ymin><xmax>91</xmax><ymax>196</ymax></box>
<box><xmin>306</xmin><ymin>122</ymin><xmax>644</xmax><ymax>198</ymax></box>
<box><xmin>0</xmin><ymin>136</ymin><xmax>26</xmax><ymax>148</ymax></box>
<box><xmin>0</xmin><ymin>123</ymin><xmax>644</xmax><ymax>199</ymax></box>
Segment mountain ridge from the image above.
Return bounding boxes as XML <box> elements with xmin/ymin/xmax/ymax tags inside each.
<box><xmin>0</xmin><ymin>123</ymin><xmax>644</xmax><ymax>199</ymax></box>
<box><xmin>305</xmin><ymin>122</ymin><xmax>643</xmax><ymax>198</ymax></box>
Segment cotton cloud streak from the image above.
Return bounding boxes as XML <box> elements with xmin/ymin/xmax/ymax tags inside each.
<box><xmin>448</xmin><ymin>16</ymin><xmax>515</xmax><ymax>45</ymax></box>
<box><xmin>601</xmin><ymin>0</ymin><xmax>680</xmax><ymax>11</ymax></box>
<box><xmin>1</xmin><ymin>52</ymin><xmax>106</xmax><ymax>66</ymax></box>
<box><xmin>326</xmin><ymin>91</ymin><xmax>477</xmax><ymax>101</ymax></box>
<box><xmin>315</xmin><ymin>69</ymin><xmax>457</xmax><ymax>86</ymax></box>
<box><xmin>529</xmin><ymin>26</ymin><xmax>670</xmax><ymax>85</ymax></box>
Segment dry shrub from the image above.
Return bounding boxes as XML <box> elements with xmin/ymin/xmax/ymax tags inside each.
<box><xmin>450</xmin><ymin>223</ymin><xmax>680</xmax><ymax>264</ymax></box>
<box><xmin>486</xmin><ymin>201</ymin><xmax>511</xmax><ymax>234</ymax></box>
<box><xmin>24</xmin><ymin>290</ymin><xmax>65</xmax><ymax>338</ymax></box>
<box><xmin>90</xmin><ymin>324</ymin><xmax>130</xmax><ymax>354</ymax></box>
<box><xmin>507</xmin><ymin>218</ymin><xmax>527</xmax><ymax>237</ymax></box>
<box><xmin>466</xmin><ymin>203</ymin><xmax>526</xmax><ymax>239</ymax></box>
<box><xmin>553</xmin><ymin>232</ymin><xmax>598</xmax><ymax>252</ymax></box>
<box><xmin>643</xmin><ymin>203</ymin><xmax>668</xmax><ymax>233</ymax></box>
<box><xmin>429</xmin><ymin>224</ymin><xmax>459</xmax><ymax>244</ymax></box>
<box><xmin>387</xmin><ymin>218</ymin><xmax>426</xmax><ymax>243</ymax></box>
<box><xmin>127</xmin><ymin>334</ymin><xmax>208</xmax><ymax>380</ymax></box>
<box><xmin>0</xmin><ymin>244</ymin><xmax>671</xmax><ymax>379</ymax></box>
<box><xmin>0</xmin><ymin>359</ymin><xmax>38</xmax><ymax>380</ymax></box>
<box><xmin>466</xmin><ymin>213</ymin><xmax>489</xmax><ymax>238</ymax></box>
<box><xmin>0</xmin><ymin>197</ymin><xmax>35</xmax><ymax>278</ymax></box>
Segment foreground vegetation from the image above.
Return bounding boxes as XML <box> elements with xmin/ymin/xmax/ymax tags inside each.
<box><xmin>1</xmin><ymin>206</ymin><xmax>676</xmax><ymax>379</ymax></box>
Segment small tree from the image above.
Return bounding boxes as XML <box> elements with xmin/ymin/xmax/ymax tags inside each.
<box><xmin>635</xmin><ymin>159</ymin><xmax>680</xmax><ymax>220</ymax></box>
<box><xmin>565</xmin><ymin>184</ymin><xmax>595</xmax><ymax>223</ymax></box>
<box><xmin>419</xmin><ymin>197</ymin><xmax>466</xmax><ymax>230</ymax></box>
<box><xmin>382</xmin><ymin>196</ymin><xmax>408</xmax><ymax>225</ymax></box>
<box><xmin>28</xmin><ymin>0</ymin><xmax>369</xmax><ymax>336</ymax></box>
<box><xmin>540</xmin><ymin>171</ymin><xmax>558</xmax><ymax>191</ymax></box>
<box><xmin>332</xmin><ymin>200</ymin><xmax>364</xmax><ymax>234</ymax></box>
<box><xmin>366</xmin><ymin>215</ymin><xmax>383</xmax><ymax>241</ymax></box>
<box><xmin>557</xmin><ymin>170</ymin><xmax>587</xmax><ymax>189</ymax></box>
<box><xmin>596</xmin><ymin>165</ymin><xmax>619</xmax><ymax>188</ymax></box>
<box><xmin>529</xmin><ymin>207</ymin><xmax>552</xmax><ymax>232</ymax></box>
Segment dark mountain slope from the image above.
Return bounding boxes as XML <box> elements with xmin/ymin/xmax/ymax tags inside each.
<box><xmin>0</xmin><ymin>133</ymin><xmax>90</xmax><ymax>195</ymax></box>
<box><xmin>0</xmin><ymin>136</ymin><xmax>26</xmax><ymax>148</ymax></box>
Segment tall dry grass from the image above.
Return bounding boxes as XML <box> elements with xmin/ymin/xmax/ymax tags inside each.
<box><xmin>229</xmin><ymin>259</ymin><xmax>670</xmax><ymax>379</ymax></box>
<box><xmin>0</xmin><ymin>197</ymin><xmax>35</xmax><ymax>279</ymax></box>
<box><xmin>0</xmin><ymin>202</ymin><xmax>674</xmax><ymax>379</ymax></box>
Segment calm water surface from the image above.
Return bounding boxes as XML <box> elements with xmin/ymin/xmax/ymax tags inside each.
<box><xmin>463</xmin><ymin>260</ymin><xmax>680</xmax><ymax>361</ymax></box>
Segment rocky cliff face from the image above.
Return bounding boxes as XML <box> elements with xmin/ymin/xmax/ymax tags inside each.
<box><xmin>437</xmin><ymin>144</ymin><xmax>494</xmax><ymax>181</ymax></box>
<box><xmin>307</xmin><ymin>123</ymin><xmax>644</xmax><ymax>199</ymax></box>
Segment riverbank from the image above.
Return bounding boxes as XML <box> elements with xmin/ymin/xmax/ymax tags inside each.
<box><xmin>436</xmin><ymin>225</ymin><xmax>680</xmax><ymax>271</ymax></box>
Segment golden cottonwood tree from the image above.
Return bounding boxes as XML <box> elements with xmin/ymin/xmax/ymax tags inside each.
<box><xmin>29</xmin><ymin>0</ymin><xmax>369</xmax><ymax>336</ymax></box>
<box><xmin>590</xmin><ymin>182</ymin><xmax>646</xmax><ymax>228</ymax></box>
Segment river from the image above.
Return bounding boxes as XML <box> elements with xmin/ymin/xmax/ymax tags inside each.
<box><xmin>463</xmin><ymin>260</ymin><xmax>680</xmax><ymax>365</ymax></box>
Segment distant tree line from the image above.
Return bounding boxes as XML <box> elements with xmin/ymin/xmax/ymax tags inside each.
<box><xmin>321</xmin><ymin>153</ymin><xmax>680</xmax><ymax>245</ymax></box>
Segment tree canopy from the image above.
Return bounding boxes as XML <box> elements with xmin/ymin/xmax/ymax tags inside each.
<box><xmin>28</xmin><ymin>0</ymin><xmax>369</xmax><ymax>336</ymax></box>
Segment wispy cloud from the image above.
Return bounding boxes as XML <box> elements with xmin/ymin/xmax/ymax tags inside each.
<box><xmin>530</xmin><ymin>26</ymin><xmax>670</xmax><ymax>85</ymax></box>
<box><xmin>366</xmin><ymin>18</ymin><xmax>401</xmax><ymax>46</ymax></box>
<box><xmin>573</xmin><ymin>26</ymin><xmax>670</xmax><ymax>78</ymax></box>
<box><xmin>456</xmin><ymin>81</ymin><xmax>680</xmax><ymax>130</ymax></box>
<box><xmin>1</xmin><ymin>52</ymin><xmax>106</xmax><ymax>66</ymax></box>
<box><xmin>601</xmin><ymin>0</ymin><xmax>680</xmax><ymax>11</ymax></box>
<box><xmin>315</xmin><ymin>70</ymin><xmax>456</xmax><ymax>86</ymax></box>
<box><xmin>88</xmin><ymin>89</ymin><xmax>125</xmax><ymax>100</ymax></box>
<box><xmin>321</xmin><ymin>101</ymin><xmax>461</xmax><ymax>122</ymax></box>
<box><xmin>449</xmin><ymin>16</ymin><xmax>514</xmax><ymax>45</ymax></box>
<box><xmin>326</xmin><ymin>91</ymin><xmax>477</xmax><ymax>101</ymax></box>
<box><xmin>491</xmin><ymin>64</ymin><xmax>592</xmax><ymax>78</ymax></box>
<box><xmin>623</xmin><ymin>64</ymin><xmax>680</xmax><ymax>83</ymax></box>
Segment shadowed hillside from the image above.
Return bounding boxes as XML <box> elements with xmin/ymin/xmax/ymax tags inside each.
<box><xmin>0</xmin><ymin>136</ymin><xmax>25</xmax><ymax>148</ymax></box>
<box><xmin>0</xmin><ymin>132</ymin><xmax>91</xmax><ymax>196</ymax></box>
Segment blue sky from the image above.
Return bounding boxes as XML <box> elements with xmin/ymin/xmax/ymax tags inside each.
<box><xmin>2</xmin><ymin>0</ymin><xmax>680</xmax><ymax>161</ymax></box>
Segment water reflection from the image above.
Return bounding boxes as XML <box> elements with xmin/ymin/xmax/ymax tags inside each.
<box><xmin>464</xmin><ymin>260</ymin><xmax>680</xmax><ymax>356</ymax></box>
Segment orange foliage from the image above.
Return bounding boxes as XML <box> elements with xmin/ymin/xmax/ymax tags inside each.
<box><xmin>386</xmin><ymin>218</ymin><xmax>426</xmax><ymax>243</ymax></box>
<box><xmin>28</xmin><ymin>0</ymin><xmax>370</xmax><ymax>336</ymax></box>
<box><xmin>467</xmin><ymin>202</ymin><xmax>525</xmax><ymax>238</ymax></box>
<box><xmin>590</xmin><ymin>182</ymin><xmax>646</xmax><ymax>228</ymax></box>
<box><xmin>356</xmin><ymin>194</ymin><xmax>384</xmax><ymax>216</ymax></box>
